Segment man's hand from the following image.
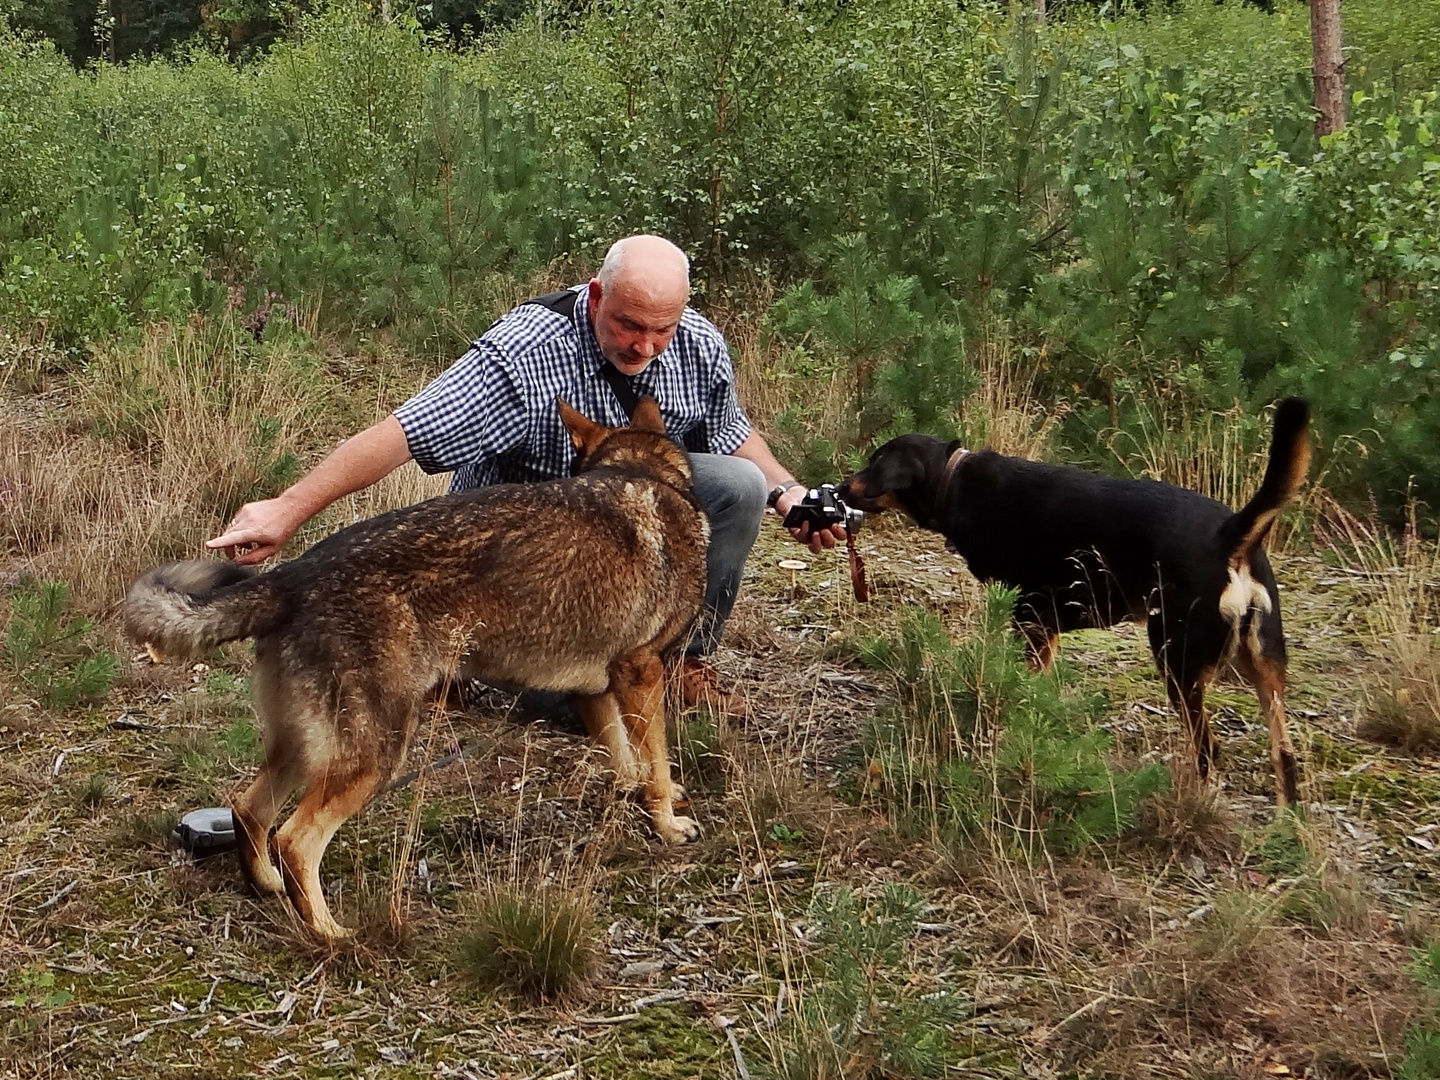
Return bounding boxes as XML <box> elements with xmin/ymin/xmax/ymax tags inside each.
<box><xmin>774</xmin><ymin>487</ymin><xmax>846</xmax><ymax>554</ymax></box>
<box><xmin>206</xmin><ymin>497</ymin><xmax>303</xmax><ymax>565</ymax></box>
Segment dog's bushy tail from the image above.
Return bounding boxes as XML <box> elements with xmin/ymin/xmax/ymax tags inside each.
<box><xmin>1219</xmin><ymin>397</ymin><xmax>1311</xmax><ymax>562</ymax></box>
<box><xmin>124</xmin><ymin>560</ymin><xmax>289</xmax><ymax>661</ymax></box>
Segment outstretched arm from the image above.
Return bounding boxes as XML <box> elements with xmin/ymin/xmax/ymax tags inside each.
<box><xmin>206</xmin><ymin>414</ymin><xmax>413</xmax><ymax>564</ymax></box>
<box><xmin>730</xmin><ymin>430</ymin><xmax>845</xmax><ymax>554</ymax></box>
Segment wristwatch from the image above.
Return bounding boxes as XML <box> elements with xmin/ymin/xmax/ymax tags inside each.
<box><xmin>766</xmin><ymin>482</ymin><xmax>804</xmax><ymax>509</ymax></box>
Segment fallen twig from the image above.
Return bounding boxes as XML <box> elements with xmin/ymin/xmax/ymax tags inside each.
<box><xmin>36</xmin><ymin>880</ymin><xmax>77</xmax><ymax>911</ymax></box>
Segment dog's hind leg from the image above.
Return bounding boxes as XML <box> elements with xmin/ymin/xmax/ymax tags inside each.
<box><xmin>232</xmin><ymin>652</ymin><xmax>304</xmax><ymax>896</ymax></box>
<box><xmin>1148</xmin><ymin>615</ymin><xmax>1221</xmax><ymax>789</ymax></box>
<box><xmin>1014</xmin><ymin>600</ymin><xmax>1061</xmax><ymax>671</ymax></box>
<box><xmin>1163</xmin><ymin>671</ymin><xmax>1219</xmax><ymax>790</ymax></box>
<box><xmin>1235</xmin><ymin>645</ymin><xmax>1301</xmax><ymax>807</ymax></box>
<box><xmin>1017</xmin><ymin>620</ymin><xmax>1059</xmax><ymax>671</ymax></box>
<box><xmin>233</xmin><ymin>757</ymin><xmax>305</xmax><ymax>897</ymax></box>
<box><xmin>612</xmin><ymin>649</ymin><xmax>700</xmax><ymax>844</ymax></box>
<box><xmin>274</xmin><ymin>761</ymin><xmax>384</xmax><ymax>940</ymax></box>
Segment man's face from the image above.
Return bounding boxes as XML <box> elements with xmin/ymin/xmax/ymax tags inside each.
<box><xmin>588</xmin><ymin>277</ymin><xmax>686</xmax><ymax>376</ymax></box>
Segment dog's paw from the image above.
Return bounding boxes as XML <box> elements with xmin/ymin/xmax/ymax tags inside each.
<box><xmin>654</xmin><ymin>813</ymin><xmax>702</xmax><ymax>844</ymax></box>
<box><xmin>303</xmin><ymin>912</ymin><xmax>353</xmax><ymax>942</ymax></box>
<box><xmin>235</xmin><ymin>825</ymin><xmax>285</xmax><ymax>895</ymax></box>
<box><xmin>244</xmin><ymin>862</ymin><xmax>286</xmax><ymax>897</ymax></box>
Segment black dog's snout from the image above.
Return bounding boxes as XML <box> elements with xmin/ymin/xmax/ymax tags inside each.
<box><xmin>835</xmin><ymin>471</ymin><xmax>885</xmax><ymax>513</ymax></box>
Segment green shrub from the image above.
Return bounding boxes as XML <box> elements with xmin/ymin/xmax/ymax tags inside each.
<box><xmin>858</xmin><ymin>587</ymin><xmax>1166</xmax><ymax>855</ymax></box>
<box><xmin>1398</xmin><ymin>942</ymin><xmax>1440</xmax><ymax>1080</ymax></box>
<box><xmin>3</xmin><ymin>580</ymin><xmax>118</xmax><ymax>710</ymax></box>
<box><xmin>763</xmin><ymin>884</ymin><xmax>964</xmax><ymax>1080</ymax></box>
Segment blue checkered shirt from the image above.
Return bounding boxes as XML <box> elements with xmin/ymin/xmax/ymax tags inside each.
<box><xmin>394</xmin><ymin>286</ymin><xmax>753</xmax><ymax>490</ymax></box>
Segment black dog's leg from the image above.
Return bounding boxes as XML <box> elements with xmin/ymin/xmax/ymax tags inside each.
<box><xmin>1165</xmin><ymin>672</ymin><xmax>1218</xmax><ymax>787</ymax></box>
<box><xmin>1234</xmin><ymin>645</ymin><xmax>1301</xmax><ymax>807</ymax></box>
<box><xmin>1013</xmin><ymin>603</ymin><xmax>1060</xmax><ymax>672</ymax></box>
<box><xmin>1148</xmin><ymin>616</ymin><xmax>1219</xmax><ymax>787</ymax></box>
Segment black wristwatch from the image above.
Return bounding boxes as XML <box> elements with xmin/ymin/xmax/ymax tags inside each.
<box><xmin>767</xmin><ymin>481</ymin><xmax>804</xmax><ymax>509</ymax></box>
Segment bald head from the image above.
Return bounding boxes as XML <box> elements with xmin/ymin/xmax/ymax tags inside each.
<box><xmin>598</xmin><ymin>235</ymin><xmax>690</xmax><ymax>304</ymax></box>
<box><xmin>588</xmin><ymin>235</ymin><xmax>692</xmax><ymax>376</ymax></box>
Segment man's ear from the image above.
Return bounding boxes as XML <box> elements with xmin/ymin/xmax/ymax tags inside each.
<box><xmin>630</xmin><ymin>396</ymin><xmax>665</xmax><ymax>434</ymax></box>
<box><xmin>557</xmin><ymin>398</ymin><xmax>604</xmax><ymax>453</ymax></box>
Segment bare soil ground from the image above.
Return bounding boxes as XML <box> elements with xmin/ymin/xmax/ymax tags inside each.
<box><xmin>3</xmin><ymin>388</ymin><xmax>1439</xmax><ymax>1079</ymax></box>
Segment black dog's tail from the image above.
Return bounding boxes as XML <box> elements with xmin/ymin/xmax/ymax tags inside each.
<box><xmin>1216</xmin><ymin>398</ymin><xmax>1310</xmax><ymax>621</ymax></box>
<box><xmin>1219</xmin><ymin>398</ymin><xmax>1311</xmax><ymax>560</ymax></box>
<box><xmin>124</xmin><ymin>560</ymin><xmax>290</xmax><ymax>662</ymax></box>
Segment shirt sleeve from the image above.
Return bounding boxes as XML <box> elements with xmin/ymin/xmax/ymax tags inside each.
<box><xmin>701</xmin><ymin>336</ymin><xmax>752</xmax><ymax>456</ymax></box>
<box><xmin>393</xmin><ymin>342</ymin><xmax>529</xmax><ymax>475</ymax></box>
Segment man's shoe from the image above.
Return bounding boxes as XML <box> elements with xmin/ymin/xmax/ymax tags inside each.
<box><xmin>676</xmin><ymin>656</ymin><xmax>745</xmax><ymax>718</ymax></box>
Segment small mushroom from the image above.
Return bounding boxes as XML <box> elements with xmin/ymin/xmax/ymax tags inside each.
<box><xmin>778</xmin><ymin>558</ymin><xmax>808</xmax><ymax>599</ymax></box>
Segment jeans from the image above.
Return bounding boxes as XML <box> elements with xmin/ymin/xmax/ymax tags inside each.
<box><xmin>688</xmin><ymin>453</ymin><xmax>768</xmax><ymax>655</ymax></box>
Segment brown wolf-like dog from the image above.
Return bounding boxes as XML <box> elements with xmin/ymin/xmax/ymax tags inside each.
<box><xmin>124</xmin><ymin>398</ymin><xmax>707</xmax><ymax>939</ymax></box>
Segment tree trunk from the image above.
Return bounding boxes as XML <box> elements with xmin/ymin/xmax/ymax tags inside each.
<box><xmin>1035</xmin><ymin>0</ymin><xmax>1046</xmax><ymax>28</ymax></box>
<box><xmin>1309</xmin><ymin>0</ymin><xmax>1346</xmax><ymax>137</ymax></box>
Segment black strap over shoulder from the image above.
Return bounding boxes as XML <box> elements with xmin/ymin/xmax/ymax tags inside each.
<box><xmin>523</xmin><ymin>288</ymin><xmax>580</xmax><ymax>322</ymax></box>
<box><xmin>518</xmin><ymin>289</ymin><xmax>707</xmax><ymax>454</ymax></box>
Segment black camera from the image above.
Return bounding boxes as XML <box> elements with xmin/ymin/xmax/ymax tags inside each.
<box><xmin>782</xmin><ymin>484</ymin><xmax>865</xmax><ymax>535</ymax></box>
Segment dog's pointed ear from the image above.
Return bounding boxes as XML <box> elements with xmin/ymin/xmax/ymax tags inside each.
<box><xmin>945</xmin><ymin>439</ymin><xmax>965</xmax><ymax>458</ymax></box>
<box><xmin>630</xmin><ymin>396</ymin><xmax>665</xmax><ymax>434</ymax></box>
<box><xmin>557</xmin><ymin>398</ymin><xmax>605</xmax><ymax>453</ymax></box>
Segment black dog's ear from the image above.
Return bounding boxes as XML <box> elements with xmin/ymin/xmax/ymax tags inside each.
<box><xmin>944</xmin><ymin>439</ymin><xmax>965</xmax><ymax>458</ymax></box>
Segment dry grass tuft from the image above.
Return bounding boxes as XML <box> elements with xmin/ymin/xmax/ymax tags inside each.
<box><xmin>1131</xmin><ymin>784</ymin><xmax>1242</xmax><ymax>864</ymax></box>
<box><xmin>1319</xmin><ymin>495</ymin><xmax>1440</xmax><ymax>757</ymax></box>
<box><xmin>960</xmin><ymin>328</ymin><xmax>1063</xmax><ymax>459</ymax></box>
<box><xmin>3</xmin><ymin>322</ymin><xmax>334</xmax><ymax>609</ymax></box>
<box><xmin>1358</xmin><ymin>681</ymin><xmax>1440</xmax><ymax>755</ymax></box>
<box><xmin>1108</xmin><ymin>400</ymin><xmax>1265</xmax><ymax>506</ymax></box>
<box><xmin>0</xmin><ymin>318</ymin><xmax>443</xmax><ymax>613</ymax></box>
<box><xmin>457</xmin><ymin>884</ymin><xmax>599</xmax><ymax>1001</ymax></box>
<box><xmin>0</xmin><ymin>326</ymin><xmax>69</xmax><ymax>394</ymax></box>
<box><xmin>1055</xmin><ymin>882</ymin><xmax>1409</xmax><ymax>1079</ymax></box>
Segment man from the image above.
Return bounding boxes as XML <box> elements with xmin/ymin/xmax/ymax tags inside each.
<box><xmin>208</xmin><ymin>235</ymin><xmax>842</xmax><ymax>711</ymax></box>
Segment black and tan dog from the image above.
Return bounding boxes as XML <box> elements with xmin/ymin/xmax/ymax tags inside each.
<box><xmin>125</xmin><ymin>398</ymin><xmax>707</xmax><ymax>939</ymax></box>
<box><xmin>839</xmin><ymin>399</ymin><xmax>1311</xmax><ymax>806</ymax></box>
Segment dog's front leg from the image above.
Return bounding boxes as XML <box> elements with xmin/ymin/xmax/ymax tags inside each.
<box><xmin>575</xmin><ymin>692</ymin><xmax>646</xmax><ymax>788</ymax></box>
<box><xmin>611</xmin><ymin>651</ymin><xmax>700</xmax><ymax>844</ymax></box>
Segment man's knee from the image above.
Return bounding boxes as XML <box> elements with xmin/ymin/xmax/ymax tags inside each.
<box><xmin>693</xmin><ymin>455</ymin><xmax>767</xmax><ymax>525</ymax></box>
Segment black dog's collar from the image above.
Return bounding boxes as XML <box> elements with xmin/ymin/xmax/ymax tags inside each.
<box><xmin>934</xmin><ymin>446</ymin><xmax>968</xmax><ymax>542</ymax></box>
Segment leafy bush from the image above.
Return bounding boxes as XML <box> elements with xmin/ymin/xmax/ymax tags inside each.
<box><xmin>857</xmin><ymin>587</ymin><xmax>1166</xmax><ymax>855</ymax></box>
